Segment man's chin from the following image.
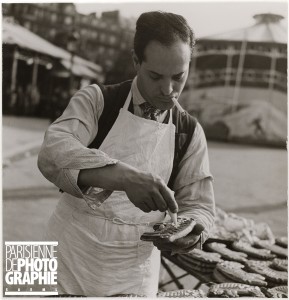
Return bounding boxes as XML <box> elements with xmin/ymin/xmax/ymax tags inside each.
<box><xmin>160</xmin><ymin>102</ymin><xmax>175</xmax><ymax>111</ymax></box>
<box><xmin>154</xmin><ymin>101</ymin><xmax>175</xmax><ymax>111</ymax></box>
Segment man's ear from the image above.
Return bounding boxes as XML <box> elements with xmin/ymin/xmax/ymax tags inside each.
<box><xmin>131</xmin><ymin>49</ymin><xmax>141</xmax><ymax>71</ymax></box>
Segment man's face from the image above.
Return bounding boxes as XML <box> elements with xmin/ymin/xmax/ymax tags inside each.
<box><xmin>132</xmin><ymin>39</ymin><xmax>191</xmax><ymax>110</ymax></box>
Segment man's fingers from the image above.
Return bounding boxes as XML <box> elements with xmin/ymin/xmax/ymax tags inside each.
<box><xmin>149</xmin><ymin>197</ymin><xmax>158</xmax><ymax>211</ymax></box>
<box><xmin>174</xmin><ymin>234</ymin><xmax>200</xmax><ymax>248</ymax></box>
<box><xmin>142</xmin><ymin>194</ymin><xmax>167</xmax><ymax>212</ymax></box>
<box><xmin>191</xmin><ymin>223</ymin><xmax>205</xmax><ymax>235</ymax></box>
<box><xmin>140</xmin><ymin>202</ymin><xmax>152</xmax><ymax>213</ymax></box>
<box><xmin>152</xmin><ymin>192</ymin><xmax>168</xmax><ymax>212</ymax></box>
<box><xmin>175</xmin><ymin>235</ymin><xmax>202</xmax><ymax>254</ymax></box>
<box><xmin>173</xmin><ymin>240</ymin><xmax>201</xmax><ymax>254</ymax></box>
<box><xmin>159</xmin><ymin>185</ymin><xmax>178</xmax><ymax>213</ymax></box>
<box><xmin>153</xmin><ymin>232</ymin><xmax>201</xmax><ymax>252</ymax></box>
<box><xmin>153</xmin><ymin>239</ymin><xmax>180</xmax><ymax>251</ymax></box>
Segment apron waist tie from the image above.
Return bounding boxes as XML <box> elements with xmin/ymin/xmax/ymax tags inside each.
<box><xmin>111</xmin><ymin>216</ymin><xmax>153</xmax><ymax>226</ymax></box>
<box><xmin>82</xmin><ymin>213</ymin><xmax>155</xmax><ymax>227</ymax></box>
<box><xmin>62</xmin><ymin>195</ymin><xmax>159</xmax><ymax>227</ymax></box>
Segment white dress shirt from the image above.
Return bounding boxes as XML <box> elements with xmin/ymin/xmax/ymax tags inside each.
<box><xmin>38</xmin><ymin>77</ymin><xmax>215</xmax><ymax>240</ymax></box>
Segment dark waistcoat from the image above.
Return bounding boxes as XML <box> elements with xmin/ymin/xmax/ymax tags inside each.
<box><xmin>88</xmin><ymin>80</ymin><xmax>197</xmax><ymax>189</ymax></box>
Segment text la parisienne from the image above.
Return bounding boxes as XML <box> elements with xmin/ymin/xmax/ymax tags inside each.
<box><xmin>5</xmin><ymin>244</ymin><xmax>57</xmax><ymax>285</ymax></box>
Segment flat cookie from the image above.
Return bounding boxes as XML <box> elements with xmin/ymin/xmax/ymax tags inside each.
<box><xmin>204</xmin><ymin>242</ymin><xmax>247</xmax><ymax>263</ymax></box>
<box><xmin>246</xmin><ymin>260</ymin><xmax>287</xmax><ymax>284</ymax></box>
<box><xmin>157</xmin><ymin>289</ymin><xmax>206</xmax><ymax>298</ymax></box>
<box><xmin>213</xmin><ymin>268</ymin><xmax>235</xmax><ymax>283</ymax></box>
<box><xmin>141</xmin><ymin>217</ymin><xmax>196</xmax><ymax>242</ymax></box>
<box><xmin>261</xmin><ymin>285</ymin><xmax>288</xmax><ymax>298</ymax></box>
<box><xmin>275</xmin><ymin>237</ymin><xmax>288</xmax><ymax>248</ymax></box>
<box><xmin>270</xmin><ymin>258</ymin><xmax>288</xmax><ymax>271</ymax></box>
<box><xmin>216</xmin><ymin>261</ymin><xmax>267</xmax><ymax>287</ymax></box>
<box><xmin>186</xmin><ymin>248</ymin><xmax>222</xmax><ymax>264</ymax></box>
<box><xmin>208</xmin><ymin>283</ymin><xmax>266</xmax><ymax>298</ymax></box>
<box><xmin>231</xmin><ymin>240</ymin><xmax>276</xmax><ymax>259</ymax></box>
<box><xmin>177</xmin><ymin>255</ymin><xmax>216</xmax><ymax>274</ymax></box>
<box><xmin>254</xmin><ymin>240</ymin><xmax>288</xmax><ymax>258</ymax></box>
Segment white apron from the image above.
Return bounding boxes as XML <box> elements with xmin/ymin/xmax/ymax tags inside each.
<box><xmin>45</xmin><ymin>89</ymin><xmax>175</xmax><ymax>297</ymax></box>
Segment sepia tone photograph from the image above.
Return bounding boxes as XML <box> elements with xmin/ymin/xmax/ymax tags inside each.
<box><xmin>2</xmin><ymin>0</ymin><xmax>288</xmax><ymax>298</ymax></box>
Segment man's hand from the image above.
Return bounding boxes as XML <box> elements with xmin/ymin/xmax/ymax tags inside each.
<box><xmin>153</xmin><ymin>223</ymin><xmax>204</xmax><ymax>254</ymax></box>
<box><xmin>123</xmin><ymin>168</ymin><xmax>178</xmax><ymax>214</ymax></box>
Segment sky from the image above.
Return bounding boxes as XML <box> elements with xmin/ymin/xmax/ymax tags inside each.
<box><xmin>75</xmin><ymin>0</ymin><xmax>288</xmax><ymax>38</ymax></box>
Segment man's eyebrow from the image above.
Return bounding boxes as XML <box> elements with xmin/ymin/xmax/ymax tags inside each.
<box><xmin>172</xmin><ymin>71</ymin><xmax>185</xmax><ymax>77</ymax></box>
<box><xmin>149</xmin><ymin>71</ymin><xmax>162</xmax><ymax>76</ymax></box>
<box><xmin>149</xmin><ymin>70</ymin><xmax>185</xmax><ymax>76</ymax></box>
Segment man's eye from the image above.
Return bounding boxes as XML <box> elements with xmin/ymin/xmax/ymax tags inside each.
<box><xmin>150</xmin><ymin>75</ymin><xmax>161</xmax><ymax>80</ymax></box>
<box><xmin>173</xmin><ymin>75</ymin><xmax>184</xmax><ymax>81</ymax></box>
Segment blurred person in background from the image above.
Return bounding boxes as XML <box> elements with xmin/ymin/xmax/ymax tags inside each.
<box><xmin>38</xmin><ymin>11</ymin><xmax>215</xmax><ymax>297</ymax></box>
<box><xmin>25</xmin><ymin>84</ymin><xmax>40</xmax><ymax>116</ymax></box>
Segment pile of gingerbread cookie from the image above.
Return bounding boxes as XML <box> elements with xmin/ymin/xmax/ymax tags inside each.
<box><xmin>156</xmin><ymin>284</ymin><xmax>287</xmax><ymax>298</ymax></box>
<box><xmin>157</xmin><ymin>207</ymin><xmax>287</xmax><ymax>298</ymax></box>
<box><xmin>161</xmin><ymin>235</ymin><xmax>287</xmax><ymax>297</ymax></box>
<box><xmin>139</xmin><ymin>209</ymin><xmax>287</xmax><ymax>297</ymax></box>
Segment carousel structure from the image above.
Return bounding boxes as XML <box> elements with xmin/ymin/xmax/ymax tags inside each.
<box><xmin>181</xmin><ymin>13</ymin><xmax>287</xmax><ymax>146</ymax></box>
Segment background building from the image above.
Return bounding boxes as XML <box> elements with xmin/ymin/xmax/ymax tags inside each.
<box><xmin>2</xmin><ymin>2</ymin><xmax>136</xmax><ymax>119</ymax></box>
<box><xmin>2</xmin><ymin>3</ymin><xmax>136</xmax><ymax>79</ymax></box>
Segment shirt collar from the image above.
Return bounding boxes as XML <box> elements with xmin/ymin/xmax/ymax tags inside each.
<box><xmin>132</xmin><ymin>76</ymin><xmax>146</xmax><ymax>106</ymax></box>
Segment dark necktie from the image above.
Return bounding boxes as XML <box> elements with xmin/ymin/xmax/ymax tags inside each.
<box><xmin>140</xmin><ymin>102</ymin><xmax>163</xmax><ymax>121</ymax></box>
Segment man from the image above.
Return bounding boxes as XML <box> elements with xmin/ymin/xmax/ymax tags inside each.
<box><xmin>38</xmin><ymin>11</ymin><xmax>215</xmax><ymax>297</ymax></box>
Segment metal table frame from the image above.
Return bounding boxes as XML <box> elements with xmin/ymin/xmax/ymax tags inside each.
<box><xmin>159</xmin><ymin>252</ymin><xmax>214</xmax><ymax>290</ymax></box>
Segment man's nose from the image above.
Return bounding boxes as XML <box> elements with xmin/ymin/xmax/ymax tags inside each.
<box><xmin>160</xmin><ymin>79</ymin><xmax>173</xmax><ymax>96</ymax></box>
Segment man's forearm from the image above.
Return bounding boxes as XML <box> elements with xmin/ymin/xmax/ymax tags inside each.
<box><xmin>77</xmin><ymin>161</ymin><xmax>137</xmax><ymax>191</ymax></box>
<box><xmin>77</xmin><ymin>161</ymin><xmax>178</xmax><ymax>214</ymax></box>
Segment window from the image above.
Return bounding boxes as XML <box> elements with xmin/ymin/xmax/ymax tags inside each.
<box><xmin>22</xmin><ymin>5</ymin><xmax>28</xmax><ymax>14</ymax></box>
<box><xmin>109</xmin><ymin>35</ymin><xmax>117</xmax><ymax>45</ymax></box>
<box><xmin>99</xmin><ymin>33</ymin><xmax>106</xmax><ymax>42</ymax></box>
<box><xmin>24</xmin><ymin>21</ymin><xmax>31</xmax><ymax>30</ymax></box>
<box><xmin>92</xmin><ymin>31</ymin><xmax>98</xmax><ymax>39</ymax></box>
<box><xmin>37</xmin><ymin>9</ymin><xmax>44</xmax><ymax>19</ymax></box>
<box><xmin>98</xmin><ymin>46</ymin><xmax>105</xmax><ymax>54</ymax></box>
<box><xmin>64</xmin><ymin>16</ymin><xmax>72</xmax><ymax>25</ymax></box>
<box><xmin>51</xmin><ymin>13</ymin><xmax>57</xmax><ymax>22</ymax></box>
<box><xmin>111</xmin><ymin>24</ymin><xmax>118</xmax><ymax>31</ymax></box>
<box><xmin>92</xmin><ymin>19</ymin><xmax>98</xmax><ymax>26</ymax></box>
<box><xmin>108</xmin><ymin>48</ymin><xmax>115</xmax><ymax>56</ymax></box>
<box><xmin>50</xmin><ymin>29</ymin><xmax>56</xmax><ymax>38</ymax></box>
<box><xmin>81</xmin><ymin>28</ymin><xmax>87</xmax><ymax>36</ymax></box>
<box><xmin>64</xmin><ymin>5</ymin><xmax>74</xmax><ymax>14</ymax></box>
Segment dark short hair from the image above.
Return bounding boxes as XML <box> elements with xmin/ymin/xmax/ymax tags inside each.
<box><xmin>134</xmin><ymin>11</ymin><xmax>195</xmax><ymax>63</ymax></box>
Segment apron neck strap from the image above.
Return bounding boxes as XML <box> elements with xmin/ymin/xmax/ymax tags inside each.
<box><xmin>123</xmin><ymin>89</ymin><xmax>132</xmax><ymax>110</ymax></box>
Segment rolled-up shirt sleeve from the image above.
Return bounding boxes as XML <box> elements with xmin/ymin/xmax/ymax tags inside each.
<box><xmin>172</xmin><ymin>122</ymin><xmax>216</xmax><ymax>241</ymax></box>
<box><xmin>37</xmin><ymin>84</ymin><xmax>118</xmax><ymax>199</ymax></box>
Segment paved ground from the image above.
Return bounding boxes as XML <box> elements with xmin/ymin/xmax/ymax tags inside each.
<box><xmin>2</xmin><ymin>115</ymin><xmax>288</xmax><ymax>291</ymax></box>
<box><xmin>208</xmin><ymin>142</ymin><xmax>287</xmax><ymax>237</ymax></box>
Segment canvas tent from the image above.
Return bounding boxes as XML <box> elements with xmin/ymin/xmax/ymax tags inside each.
<box><xmin>2</xmin><ymin>19</ymin><xmax>103</xmax><ymax>81</ymax></box>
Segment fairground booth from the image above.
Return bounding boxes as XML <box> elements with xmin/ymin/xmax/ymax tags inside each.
<box><xmin>2</xmin><ymin>17</ymin><xmax>104</xmax><ymax>119</ymax></box>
